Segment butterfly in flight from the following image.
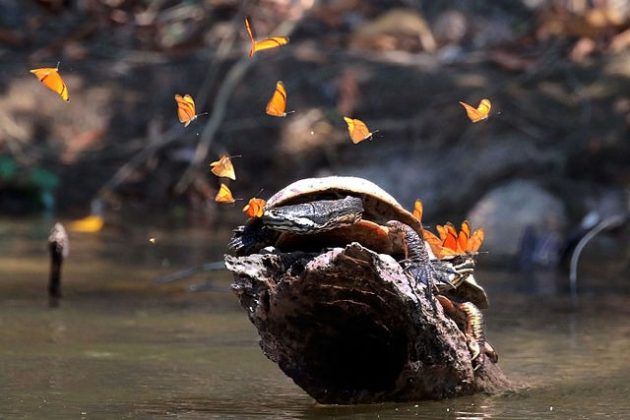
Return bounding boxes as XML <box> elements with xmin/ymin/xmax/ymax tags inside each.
<box><xmin>343</xmin><ymin>117</ymin><xmax>376</xmax><ymax>144</ymax></box>
<box><xmin>210</xmin><ymin>155</ymin><xmax>236</xmax><ymax>180</ymax></box>
<box><xmin>245</xmin><ymin>17</ymin><xmax>289</xmax><ymax>58</ymax></box>
<box><xmin>69</xmin><ymin>214</ymin><xmax>104</xmax><ymax>233</ymax></box>
<box><xmin>215</xmin><ymin>183</ymin><xmax>236</xmax><ymax>204</ymax></box>
<box><xmin>30</xmin><ymin>63</ymin><xmax>69</xmax><ymax>101</ymax></box>
<box><xmin>243</xmin><ymin>197</ymin><xmax>266</xmax><ymax>218</ymax></box>
<box><xmin>266</xmin><ymin>81</ymin><xmax>293</xmax><ymax>117</ymax></box>
<box><xmin>459</xmin><ymin>98</ymin><xmax>491</xmax><ymax>123</ymax></box>
<box><xmin>175</xmin><ymin>94</ymin><xmax>207</xmax><ymax>127</ymax></box>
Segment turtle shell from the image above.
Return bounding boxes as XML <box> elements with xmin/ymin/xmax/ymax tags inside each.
<box><xmin>236</xmin><ymin>176</ymin><xmax>489</xmax><ymax>308</ymax></box>
<box><xmin>265</xmin><ymin>176</ymin><xmax>423</xmax><ymax>234</ymax></box>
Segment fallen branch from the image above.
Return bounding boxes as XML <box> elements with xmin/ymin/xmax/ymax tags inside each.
<box><xmin>569</xmin><ymin>213</ymin><xmax>627</xmax><ymax>307</ymax></box>
<box><xmin>225</xmin><ymin>243</ymin><xmax>511</xmax><ymax>404</ymax></box>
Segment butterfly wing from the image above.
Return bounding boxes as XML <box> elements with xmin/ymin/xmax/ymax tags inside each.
<box><xmin>445</xmin><ymin>222</ymin><xmax>458</xmax><ymax>238</ymax></box>
<box><xmin>245</xmin><ymin>17</ymin><xmax>257</xmax><ymax>58</ymax></box>
<box><xmin>266</xmin><ymin>81</ymin><xmax>288</xmax><ymax>117</ymax></box>
<box><xmin>343</xmin><ymin>117</ymin><xmax>372</xmax><ymax>144</ymax></box>
<box><xmin>69</xmin><ymin>215</ymin><xmax>104</xmax><ymax>233</ymax></box>
<box><xmin>215</xmin><ymin>183</ymin><xmax>235</xmax><ymax>203</ymax></box>
<box><xmin>30</xmin><ymin>67</ymin><xmax>69</xmax><ymax>101</ymax></box>
<box><xmin>245</xmin><ymin>17</ymin><xmax>289</xmax><ymax>57</ymax></box>
<box><xmin>477</xmin><ymin>99</ymin><xmax>491</xmax><ymax>118</ymax></box>
<box><xmin>436</xmin><ymin>224</ymin><xmax>448</xmax><ymax>242</ymax></box>
<box><xmin>467</xmin><ymin>228</ymin><xmax>485</xmax><ymax>253</ymax></box>
<box><xmin>442</xmin><ymin>230</ymin><xmax>460</xmax><ymax>253</ymax></box>
<box><xmin>423</xmin><ymin>229</ymin><xmax>444</xmax><ymax>259</ymax></box>
<box><xmin>210</xmin><ymin>155</ymin><xmax>236</xmax><ymax>180</ymax></box>
<box><xmin>412</xmin><ymin>199</ymin><xmax>423</xmax><ymax>222</ymax></box>
<box><xmin>461</xmin><ymin>220</ymin><xmax>471</xmax><ymax>237</ymax></box>
<box><xmin>175</xmin><ymin>94</ymin><xmax>197</xmax><ymax>127</ymax></box>
<box><xmin>459</xmin><ymin>99</ymin><xmax>491</xmax><ymax>123</ymax></box>
<box><xmin>243</xmin><ymin>198</ymin><xmax>266</xmax><ymax>218</ymax></box>
<box><xmin>254</xmin><ymin>37</ymin><xmax>289</xmax><ymax>53</ymax></box>
<box><xmin>457</xmin><ymin>229</ymin><xmax>469</xmax><ymax>254</ymax></box>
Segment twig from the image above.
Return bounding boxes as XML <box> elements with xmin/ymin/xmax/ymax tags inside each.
<box><xmin>96</xmin><ymin>119</ymin><xmax>179</xmax><ymax>200</ymax></box>
<box><xmin>569</xmin><ymin>214</ymin><xmax>626</xmax><ymax>308</ymax></box>
<box><xmin>48</xmin><ymin>223</ymin><xmax>69</xmax><ymax>307</ymax></box>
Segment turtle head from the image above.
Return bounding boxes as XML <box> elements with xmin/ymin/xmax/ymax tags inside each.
<box><xmin>263</xmin><ymin>196</ymin><xmax>363</xmax><ymax>234</ymax></box>
<box><xmin>228</xmin><ymin>219</ymin><xmax>279</xmax><ymax>256</ymax></box>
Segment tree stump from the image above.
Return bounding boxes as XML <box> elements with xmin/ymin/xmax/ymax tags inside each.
<box><xmin>225</xmin><ymin>243</ymin><xmax>511</xmax><ymax>404</ymax></box>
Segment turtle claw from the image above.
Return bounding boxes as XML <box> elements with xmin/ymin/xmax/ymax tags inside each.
<box><xmin>468</xmin><ymin>340</ymin><xmax>481</xmax><ymax>361</ymax></box>
<box><xmin>402</xmin><ymin>260</ymin><xmax>438</xmax><ymax>311</ymax></box>
<box><xmin>484</xmin><ymin>342</ymin><xmax>499</xmax><ymax>364</ymax></box>
<box><xmin>260</xmin><ymin>246</ymin><xmax>278</xmax><ymax>254</ymax></box>
<box><xmin>468</xmin><ymin>340</ymin><xmax>490</xmax><ymax>372</ymax></box>
<box><xmin>228</xmin><ymin>221</ymin><xmax>279</xmax><ymax>256</ymax></box>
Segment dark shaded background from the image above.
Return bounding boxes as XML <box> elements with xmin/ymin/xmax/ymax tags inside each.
<box><xmin>0</xmin><ymin>0</ymin><xmax>628</xmax><ymax>265</ymax></box>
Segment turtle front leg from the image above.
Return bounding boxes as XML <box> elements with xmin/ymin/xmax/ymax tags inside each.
<box><xmin>385</xmin><ymin>221</ymin><xmax>437</xmax><ymax>306</ymax></box>
<box><xmin>435</xmin><ymin>295</ymin><xmax>498</xmax><ymax>368</ymax></box>
<box><xmin>430</xmin><ymin>258</ymin><xmax>475</xmax><ymax>291</ymax></box>
<box><xmin>229</xmin><ymin>220</ymin><xmax>280</xmax><ymax>256</ymax></box>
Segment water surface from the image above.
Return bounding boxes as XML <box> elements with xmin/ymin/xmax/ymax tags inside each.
<box><xmin>1</xmin><ymin>217</ymin><xmax>629</xmax><ymax>418</ymax></box>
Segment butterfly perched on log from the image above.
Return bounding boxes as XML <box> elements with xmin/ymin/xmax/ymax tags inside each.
<box><xmin>243</xmin><ymin>197</ymin><xmax>266</xmax><ymax>218</ymax></box>
<box><xmin>30</xmin><ymin>64</ymin><xmax>69</xmax><ymax>101</ymax></box>
<box><xmin>245</xmin><ymin>17</ymin><xmax>289</xmax><ymax>58</ymax></box>
<box><xmin>424</xmin><ymin>220</ymin><xmax>485</xmax><ymax>259</ymax></box>
<box><xmin>459</xmin><ymin>99</ymin><xmax>491</xmax><ymax>123</ymax></box>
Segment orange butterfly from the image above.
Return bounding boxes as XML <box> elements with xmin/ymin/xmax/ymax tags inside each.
<box><xmin>215</xmin><ymin>183</ymin><xmax>235</xmax><ymax>204</ymax></box>
<box><xmin>423</xmin><ymin>220</ymin><xmax>485</xmax><ymax>259</ymax></box>
<box><xmin>343</xmin><ymin>117</ymin><xmax>375</xmax><ymax>144</ymax></box>
<box><xmin>412</xmin><ymin>199</ymin><xmax>423</xmax><ymax>222</ymax></box>
<box><xmin>245</xmin><ymin>17</ymin><xmax>289</xmax><ymax>58</ymax></box>
<box><xmin>243</xmin><ymin>197</ymin><xmax>266</xmax><ymax>218</ymax></box>
<box><xmin>175</xmin><ymin>94</ymin><xmax>206</xmax><ymax>127</ymax></box>
<box><xmin>69</xmin><ymin>214</ymin><xmax>104</xmax><ymax>233</ymax></box>
<box><xmin>459</xmin><ymin>98</ymin><xmax>491</xmax><ymax>123</ymax></box>
<box><xmin>266</xmin><ymin>81</ymin><xmax>293</xmax><ymax>117</ymax></box>
<box><xmin>210</xmin><ymin>155</ymin><xmax>236</xmax><ymax>180</ymax></box>
<box><xmin>30</xmin><ymin>64</ymin><xmax>69</xmax><ymax>101</ymax></box>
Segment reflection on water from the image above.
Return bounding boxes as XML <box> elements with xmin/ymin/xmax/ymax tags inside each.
<box><xmin>0</xmin><ymin>217</ymin><xmax>629</xmax><ymax>418</ymax></box>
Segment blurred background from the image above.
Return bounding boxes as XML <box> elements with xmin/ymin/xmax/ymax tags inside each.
<box><xmin>0</xmin><ymin>0</ymin><xmax>629</xmax><ymax>417</ymax></box>
<box><xmin>1</xmin><ymin>0</ymin><xmax>629</xmax><ymax>264</ymax></box>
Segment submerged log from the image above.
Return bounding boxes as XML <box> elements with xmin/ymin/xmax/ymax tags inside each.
<box><xmin>225</xmin><ymin>243</ymin><xmax>510</xmax><ymax>404</ymax></box>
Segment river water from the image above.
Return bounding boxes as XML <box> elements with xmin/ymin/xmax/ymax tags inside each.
<box><xmin>1</xmin><ymin>217</ymin><xmax>629</xmax><ymax>418</ymax></box>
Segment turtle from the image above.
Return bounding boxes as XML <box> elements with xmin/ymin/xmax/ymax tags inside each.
<box><xmin>229</xmin><ymin>176</ymin><xmax>497</xmax><ymax>364</ymax></box>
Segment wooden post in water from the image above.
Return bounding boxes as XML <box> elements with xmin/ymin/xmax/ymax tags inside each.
<box><xmin>48</xmin><ymin>223</ymin><xmax>69</xmax><ymax>307</ymax></box>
